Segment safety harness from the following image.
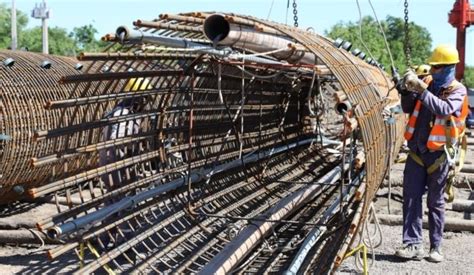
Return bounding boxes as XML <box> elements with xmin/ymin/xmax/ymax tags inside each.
<box><xmin>405</xmin><ymin>79</ymin><xmax>469</xmax><ymax>202</ymax></box>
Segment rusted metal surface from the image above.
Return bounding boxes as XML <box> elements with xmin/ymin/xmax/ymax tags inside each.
<box><xmin>0</xmin><ymin>11</ymin><xmax>405</xmax><ymax>274</ymax></box>
<box><xmin>0</xmin><ymin>50</ymin><xmax>100</xmax><ymax>202</ymax></box>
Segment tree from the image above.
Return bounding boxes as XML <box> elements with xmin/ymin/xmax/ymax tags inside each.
<box><xmin>70</xmin><ymin>24</ymin><xmax>106</xmax><ymax>52</ymax></box>
<box><xmin>0</xmin><ymin>4</ymin><xmax>105</xmax><ymax>55</ymax></box>
<box><xmin>0</xmin><ymin>3</ymin><xmax>29</xmax><ymax>49</ymax></box>
<box><xmin>465</xmin><ymin>67</ymin><xmax>474</xmax><ymax>89</ymax></box>
<box><xmin>20</xmin><ymin>26</ymin><xmax>76</xmax><ymax>55</ymax></box>
<box><xmin>325</xmin><ymin>15</ymin><xmax>432</xmax><ymax>73</ymax></box>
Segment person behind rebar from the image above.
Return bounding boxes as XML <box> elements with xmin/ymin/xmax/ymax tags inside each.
<box><xmin>99</xmin><ymin>77</ymin><xmax>151</xmax><ymax>192</ymax></box>
<box><xmin>98</xmin><ymin>77</ymin><xmax>152</xmax><ymax>255</ymax></box>
<box><xmin>395</xmin><ymin>45</ymin><xmax>468</xmax><ymax>262</ymax></box>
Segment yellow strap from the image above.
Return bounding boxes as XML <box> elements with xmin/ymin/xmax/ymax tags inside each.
<box><xmin>427</xmin><ymin>154</ymin><xmax>446</xmax><ymax>175</ymax></box>
<box><xmin>455</xmin><ymin>133</ymin><xmax>467</xmax><ymax>173</ymax></box>
<box><xmin>409</xmin><ymin>151</ymin><xmax>425</xmax><ymax>167</ymax></box>
<box><xmin>344</xmin><ymin>243</ymin><xmax>368</xmax><ymax>275</ymax></box>
<box><xmin>446</xmin><ymin>174</ymin><xmax>455</xmax><ymax>203</ymax></box>
<box><xmin>86</xmin><ymin>241</ymin><xmax>116</xmax><ymax>275</ymax></box>
<box><xmin>444</xmin><ymin>131</ymin><xmax>468</xmax><ymax>203</ymax></box>
<box><xmin>409</xmin><ymin>151</ymin><xmax>446</xmax><ymax>175</ymax></box>
<box><xmin>79</xmin><ymin>242</ymin><xmax>85</xmax><ymax>269</ymax></box>
<box><xmin>444</xmin><ymin>117</ymin><xmax>453</xmax><ymax>148</ymax></box>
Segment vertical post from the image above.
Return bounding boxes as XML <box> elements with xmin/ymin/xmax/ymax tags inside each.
<box><xmin>11</xmin><ymin>0</ymin><xmax>17</xmax><ymax>50</ymax></box>
<box><xmin>455</xmin><ymin>0</ymin><xmax>467</xmax><ymax>80</ymax></box>
<box><xmin>32</xmin><ymin>0</ymin><xmax>49</xmax><ymax>54</ymax></box>
<box><xmin>449</xmin><ymin>0</ymin><xmax>473</xmax><ymax>81</ymax></box>
<box><xmin>42</xmin><ymin>16</ymin><xmax>48</xmax><ymax>54</ymax></box>
<box><xmin>456</xmin><ymin>27</ymin><xmax>466</xmax><ymax>81</ymax></box>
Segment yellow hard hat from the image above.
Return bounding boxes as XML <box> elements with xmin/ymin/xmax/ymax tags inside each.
<box><xmin>124</xmin><ymin>78</ymin><xmax>152</xmax><ymax>92</ymax></box>
<box><xmin>415</xmin><ymin>64</ymin><xmax>431</xmax><ymax>76</ymax></box>
<box><xmin>427</xmin><ymin>44</ymin><xmax>459</xmax><ymax>65</ymax></box>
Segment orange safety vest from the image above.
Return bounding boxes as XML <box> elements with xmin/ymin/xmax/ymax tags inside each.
<box><xmin>404</xmin><ymin>79</ymin><xmax>469</xmax><ymax>151</ymax></box>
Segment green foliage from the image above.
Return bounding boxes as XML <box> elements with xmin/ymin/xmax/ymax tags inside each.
<box><xmin>70</xmin><ymin>24</ymin><xmax>107</xmax><ymax>52</ymax></box>
<box><xmin>325</xmin><ymin>15</ymin><xmax>432</xmax><ymax>73</ymax></box>
<box><xmin>0</xmin><ymin>5</ymin><xmax>104</xmax><ymax>55</ymax></box>
<box><xmin>465</xmin><ymin>66</ymin><xmax>474</xmax><ymax>89</ymax></box>
<box><xmin>20</xmin><ymin>26</ymin><xmax>77</xmax><ymax>55</ymax></box>
<box><xmin>0</xmin><ymin>3</ymin><xmax>28</xmax><ymax>49</ymax></box>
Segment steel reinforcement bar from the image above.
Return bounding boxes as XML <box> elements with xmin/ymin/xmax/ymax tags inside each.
<box><xmin>0</xmin><ymin>11</ymin><xmax>405</xmax><ymax>274</ymax></box>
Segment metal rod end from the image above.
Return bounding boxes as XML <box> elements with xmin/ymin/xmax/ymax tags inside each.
<box><xmin>46</xmin><ymin>226</ymin><xmax>62</xmax><ymax>240</ymax></box>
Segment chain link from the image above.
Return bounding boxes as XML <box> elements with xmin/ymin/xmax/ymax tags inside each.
<box><xmin>293</xmin><ymin>0</ymin><xmax>298</xmax><ymax>27</ymax></box>
<box><xmin>404</xmin><ymin>0</ymin><xmax>412</xmax><ymax>66</ymax></box>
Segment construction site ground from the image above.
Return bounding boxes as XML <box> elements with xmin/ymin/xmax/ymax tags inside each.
<box><xmin>1</xmin><ymin>144</ymin><xmax>474</xmax><ymax>274</ymax></box>
<box><xmin>339</xmin><ymin>143</ymin><xmax>474</xmax><ymax>274</ymax></box>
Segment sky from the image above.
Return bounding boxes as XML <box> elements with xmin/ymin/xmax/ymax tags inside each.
<box><xmin>3</xmin><ymin>0</ymin><xmax>473</xmax><ymax>65</ymax></box>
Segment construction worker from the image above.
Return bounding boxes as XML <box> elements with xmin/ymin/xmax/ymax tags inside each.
<box><xmin>98</xmin><ymin>77</ymin><xmax>152</xmax><ymax>257</ymax></box>
<box><xmin>99</xmin><ymin>77</ymin><xmax>151</xmax><ymax>191</ymax></box>
<box><xmin>396</xmin><ymin>44</ymin><xmax>468</xmax><ymax>262</ymax></box>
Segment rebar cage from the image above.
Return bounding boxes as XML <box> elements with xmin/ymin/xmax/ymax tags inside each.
<box><xmin>0</xmin><ymin>11</ymin><xmax>405</xmax><ymax>274</ymax></box>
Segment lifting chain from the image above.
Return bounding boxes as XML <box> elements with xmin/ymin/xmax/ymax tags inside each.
<box><xmin>404</xmin><ymin>0</ymin><xmax>412</xmax><ymax>66</ymax></box>
<box><xmin>293</xmin><ymin>0</ymin><xmax>299</xmax><ymax>27</ymax></box>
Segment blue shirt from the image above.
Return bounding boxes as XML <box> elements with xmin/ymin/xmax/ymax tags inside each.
<box><xmin>401</xmin><ymin>77</ymin><xmax>466</xmax><ymax>153</ymax></box>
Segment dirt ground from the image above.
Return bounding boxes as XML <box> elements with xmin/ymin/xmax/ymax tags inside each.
<box><xmin>337</xmin><ymin>160</ymin><xmax>474</xmax><ymax>275</ymax></box>
<box><xmin>1</xmin><ymin>167</ymin><xmax>473</xmax><ymax>274</ymax></box>
<box><xmin>337</xmin><ymin>188</ymin><xmax>474</xmax><ymax>275</ymax></box>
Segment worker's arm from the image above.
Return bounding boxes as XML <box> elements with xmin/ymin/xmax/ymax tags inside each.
<box><xmin>400</xmin><ymin>92</ymin><xmax>418</xmax><ymax>114</ymax></box>
<box><xmin>419</xmin><ymin>85</ymin><xmax>466</xmax><ymax>117</ymax></box>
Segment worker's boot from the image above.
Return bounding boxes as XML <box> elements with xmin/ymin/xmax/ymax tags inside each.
<box><xmin>427</xmin><ymin>246</ymin><xmax>444</xmax><ymax>263</ymax></box>
<box><xmin>395</xmin><ymin>244</ymin><xmax>424</xmax><ymax>260</ymax></box>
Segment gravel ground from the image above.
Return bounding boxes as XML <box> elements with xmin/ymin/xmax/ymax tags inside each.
<box><xmin>0</xmin><ymin>245</ymin><xmax>78</xmax><ymax>274</ymax></box>
<box><xmin>337</xmin><ymin>223</ymin><xmax>474</xmax><ymax>275</ymax></box>
<box><xmin>337</xmin><ymin>177</ymin><xmax>474</xmax><ymax>275</ymax></box>
<box><xmin>1</xmin><ymin>169</ymin><xmax>473</xmax><ymax>274</ymax></box>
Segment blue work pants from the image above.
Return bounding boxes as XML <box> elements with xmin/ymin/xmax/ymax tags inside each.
<box><xmin>402</xmin><ymin>150</ymin><xmax>449</xmax><ymax>249</ymax></box>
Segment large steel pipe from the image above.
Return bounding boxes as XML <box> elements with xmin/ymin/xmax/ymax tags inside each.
<box><xmin>203</xmin><ymin>13</ymin><xmax>316</xmax><ymax>64</ymax></box>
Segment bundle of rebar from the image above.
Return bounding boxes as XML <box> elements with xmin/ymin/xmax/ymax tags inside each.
<box><xmin>0</xmin><ymin>12</ymin><xmax>405</xmax><ymax>274</ymax></box>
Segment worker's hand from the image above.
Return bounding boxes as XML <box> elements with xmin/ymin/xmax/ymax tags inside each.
<box><xmin>403</xmin><ymin>70</ymin><xmax>428</xmax><ymax>93</ymax></box>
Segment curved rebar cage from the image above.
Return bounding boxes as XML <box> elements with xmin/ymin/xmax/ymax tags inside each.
<box><xmin>1</xmin><ymin>12</ymin><xmax>405</xmax><ymax>274</ymax></box>
<box><xmin>0</xmin><ymin>51</ymin><xmax>97</xmax><ymax>201</ymax></box>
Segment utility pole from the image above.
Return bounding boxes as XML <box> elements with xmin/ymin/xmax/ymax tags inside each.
<box><xmin>11</xmin><ymin>0</ymin><xmax>17</xmax><ymax>50</ymax></box>
<box><xmin>449</xmin><ymin>0</ymin><xmax>474</xmax><ymax>80</ymax></box>
<box><xmin>31</xmin><ymin>0</ymin><xmax>50</xmax><ymax>54</ymax></box>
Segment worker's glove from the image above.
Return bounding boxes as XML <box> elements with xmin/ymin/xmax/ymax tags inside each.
<box><xmin>403</xmin><ymin>70</ymin><xmax>428</xmax><ymax>93</ymax></box>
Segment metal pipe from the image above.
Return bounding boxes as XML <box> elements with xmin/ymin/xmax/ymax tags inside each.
<box><xmin>59</xmin><ymin>69</ymin><xmax>183</xmax><ymax>84</ymax></box>
<box><xmin>133</xmin><ymin>19</ymin><xmax>202</xmax><ymax>33</ymax></box>
<box><xmin>200</xmin><ymin>163</ymin><xmax>350</xmax><ymax>274</ymax></box>
<box><xmin>46</xmin><ymin>138</ymin><xmax>315</xmax><ymax>239</ymax></box>
<box><xmin>77</xmin><ymin>52</ymin><xmax>199</xmax><ymax>61</ymax></box>
<box><xmin>115</xmin><ymin>25</ymin><xmax>282</xmax><ymax>65</ymax></box>
<box><xmin>203</xmin><ymin>13</ymin><xmax>318</xmax><ymax>65</ymax></box>
<box><xmin>159</xmin><ymin>13</ymin><xmax>205</xmax><ymax>24</ymax></box>
<box><xmin>285</xmin><ymin>170</ymin><xmax>366</xmax><ymax>275</ymax></box>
